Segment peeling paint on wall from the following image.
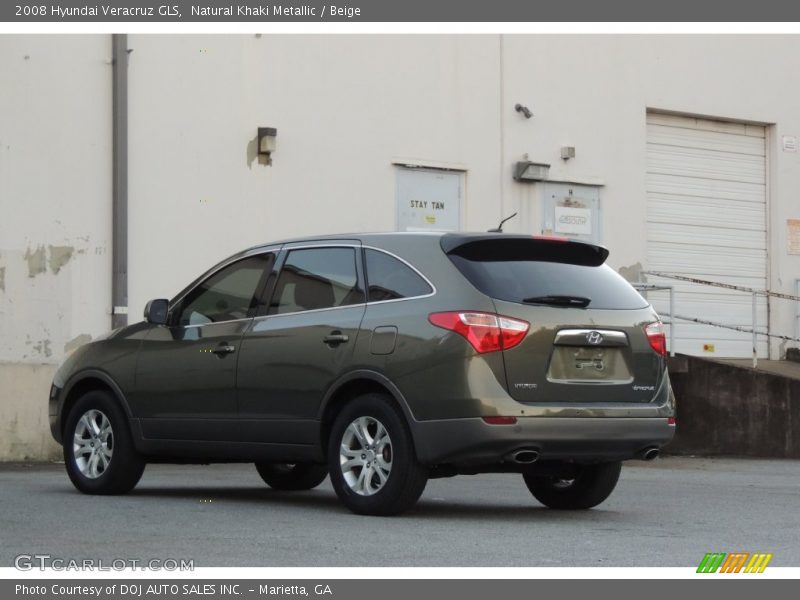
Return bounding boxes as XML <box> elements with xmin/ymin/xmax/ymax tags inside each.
<box><xmin>32</xmin><ymin>340</ymin><xmax>52</xmax><ymax>357</ymax></box>
<box><xmin>48</xmin><ymin>245</ymin><xmax>74</xmax><ymax>274</ymax></box>
<box><xmin>23</xmin><ymin>245</ymin><xmax>47</xmax><ymax>278</ymax></box>
<box><xmin>618</xmin><ymin>262</ymin><xmax>645</xmax><ymax>283</ymax></box>
<box><xmin>21</xmin><ymin>244</ymin><xmax>75</xmax><ymax>277</ymax></box>
<box><xmin>64</xmin><ymin>333</ymin><xmax>91</xmax><ymax>354</ymax></box>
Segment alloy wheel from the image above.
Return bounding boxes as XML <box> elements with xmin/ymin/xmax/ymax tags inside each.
<box><xmin>73</xmin><ymin>409</ymin><xmax>114</xmax><ymax>479</ymax></box>
<box><xmin>339</xmin><ymin>416</ymin><xmax>393</xmax><ymax>496</ymax></box>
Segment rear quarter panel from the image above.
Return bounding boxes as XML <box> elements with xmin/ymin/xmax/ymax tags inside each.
<box><xmin>352</xmin><ymin>237</ymin><xmax>514</xmax><ymax>421</ymax></box>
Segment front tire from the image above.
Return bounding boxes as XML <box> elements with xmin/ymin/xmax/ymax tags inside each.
<box><xmin>63</xmin><ymin>390</ymin><xmax>145</xmax><ymax>495</ymax></box>
<box><xmin>327</xmin><ymin>393</ymin><xmax>427</xmax><ymax>516</ymax></box>
<box><xmin>255</xmin><ymin>462</ymin><xmax>328</xmax><ymax>490</ymax></box>
<box><xmin>523</xmin><ymin>461</ymin><xmax>622</xmax><ymax>510</ymax></box>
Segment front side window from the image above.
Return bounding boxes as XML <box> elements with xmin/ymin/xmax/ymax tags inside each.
<box><xmin>365</xmin><ymin>249</ymin><xmax>432</xmax><ymax>302</ymax></box>
<box><xmin>269</xmin><ymin>247</ymin><xmax>364</xmax><ymax>315</ymax></box>
<box><xmin>177</xmin><ymin>254</ymin><xmax>273</xmax><ymax>326</ymax></box>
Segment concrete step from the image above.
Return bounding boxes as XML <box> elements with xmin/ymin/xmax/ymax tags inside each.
<box><xmin>666</xmin><ymin>354</ymin><xmax>800</xmax><ymax>459</ymax></box>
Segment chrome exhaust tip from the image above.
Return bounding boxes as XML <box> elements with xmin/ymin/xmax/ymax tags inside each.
<box><xmin>510</xmin><ymin>449</ymin><xmax>540</xmax><ymax>464</ymax></box>
<box><xmin>641</xmin><ymin>447</ymin><xmax>660</xmax><ymax>461</ymax></box>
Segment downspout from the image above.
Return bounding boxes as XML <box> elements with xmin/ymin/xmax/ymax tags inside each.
<box><xmin>111</xmin><ymin>34</ymin><xmax>128</xmax><ymax>329</ymax></box>
<box><xmin>498</xmin><ymin>34</ymin><xmax>506</xmax><ymax>227</ymax></box>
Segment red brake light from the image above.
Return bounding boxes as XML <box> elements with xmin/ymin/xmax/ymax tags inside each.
<box><xmin>428</xmin><ymin>311</ymin><xmax>529</xmax><ymax>353</ymax></box>
<box><xmin>645</xmin><ymin>321</ymin><xmax>667</xmax><ymax>357</ymax></box>
<box><xmin>531</xmin><ymin>234</ymin><xmax>569</xmax><ymax>242</ymax></box>
<box><xmin>668</xmin><ymin>417</ymin><xmax>676</xmax><ymax>426</ymax></box>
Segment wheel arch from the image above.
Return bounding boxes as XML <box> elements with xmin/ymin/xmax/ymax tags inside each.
<box><xmin>59</xmin><ymin>370</ymin><xmax>134</xmax><ymax>441</ymax></box>
<box><xmin>318</xmin><ymin>370</ymin><xmax>419</xmax><ymax>457</ymax></box>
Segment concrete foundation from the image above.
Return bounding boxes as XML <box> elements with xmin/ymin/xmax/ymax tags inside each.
<box><xmin>667</xmin><ymin>355</ymin><xmax>800</xmax><ymax>458</ymax></box>
<box><xmin>0</xmin><ymin>363</ymin><xmax>60</xmax><ymax>461</ymax></box>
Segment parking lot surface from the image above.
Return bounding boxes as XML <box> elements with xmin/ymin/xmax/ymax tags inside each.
<box><xmin>1</xmin><ymin>457</ymin><xmax>798</xmax><ymax>567</ymax></box>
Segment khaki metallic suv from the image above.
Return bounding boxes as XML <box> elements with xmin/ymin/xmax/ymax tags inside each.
<box><xmin>49</xmin><ymin>233</ymin><xmax>675</xmax><ymax>515</ymax></box>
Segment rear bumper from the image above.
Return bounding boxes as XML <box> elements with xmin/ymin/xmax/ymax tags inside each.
<box><xmin>413</xmin><ymin>416</ymin><xmax>676</xmax><ymax>466</ymax></box>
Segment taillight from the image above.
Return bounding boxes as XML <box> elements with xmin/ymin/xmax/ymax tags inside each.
<box><xmin>645</xmin><ymin>321</ymin><xmax>667</xmax><ymax>357</ymax></box>
<box><xmin>531</xmin><ymin>234</ymin><xmax>569</xmax><ymax>242</ymax></box>
<box><xmin>428</xmin><ymin>311</ymin><xmax>529</xmax><ymax>353</ymax></box>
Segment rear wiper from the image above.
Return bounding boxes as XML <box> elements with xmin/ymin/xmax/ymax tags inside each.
<box><xmin>521</xmin><ymin>295</ymin><xmax>591</xmax><ymax>308</ymax></box>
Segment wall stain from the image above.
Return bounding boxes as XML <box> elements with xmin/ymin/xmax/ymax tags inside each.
<box><xmin>0</xmin><ymin>266</ymin><xmax>5</xmax><ymax>292</ymax></box>
<box><xmin>48</xmin><ymin>245</ymin><xmax>74</xmax><ymax>274</ymax></box>
<box><xmin>23</xmin><ymin>245</ymin><xmax>47</xmax><ymax>277</ymax></box>
<box><xmin>64</xmin><ymin>333</ymin><xmax>91</xmax><ymax>354</ymax></box>
<box><xmin>618</xmin><ymin>262</ymin><xmax>645</xmax><ymax>283</ymax></box>
<box><xmin>246</xmin><ymin>135</ymin><xmax>258</xmax><ymax>169</ymax></box>
<box><xmin>32</xmin><ymin>340</ymin><xmax>52</xmax><ymax>357</ymax></box>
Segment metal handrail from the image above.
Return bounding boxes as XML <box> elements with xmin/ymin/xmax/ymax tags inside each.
<box><xmin>643</xmin><ymin>271</ymin><xmax>800</xmax><ymax>302</ymax></box>
<box><xmin>796</xmin><ymin>279</ymin><xmax>800</xmax><ymax>346</ymax></box>
<box><xmin>640</xmin><ymin>271</ymin><xmax>800</xmax><ymax>368</ymax></box>
<box><xmin>664</xmin><ymin>314</ymin><xmax>800</xmax><ymax>343</ymax></box>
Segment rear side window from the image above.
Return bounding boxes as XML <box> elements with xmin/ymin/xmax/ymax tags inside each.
<box><xmin>269</xmin><ymin>247</ymin><xmax>364</xmax><ymax>315</ymax></box>
<box><xmin>365</xmin><ymin>249</ymin><xmax>433</xmax><ymax>302</ymax></box>
<box><xmin>448</xmin><ymin>241</ymin><xmax>647</xmax><ymax>310</ymax></box>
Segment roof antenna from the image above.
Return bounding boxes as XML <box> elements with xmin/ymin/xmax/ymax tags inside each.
<box><xmin>488</xmin><ymin>212</ymin><xmax>518</xmax><ymax>232</ymax></box>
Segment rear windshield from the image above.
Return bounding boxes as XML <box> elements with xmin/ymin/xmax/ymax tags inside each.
<box><xmin>448</xmin><ymin>243</ymin><xmax>648</xmax><ymax>310</ymax></box>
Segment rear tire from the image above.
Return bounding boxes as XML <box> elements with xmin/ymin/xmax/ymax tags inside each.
<box><xmin>327</xmin><ymin>393</ymin><xmax>427</xmax><ymax>516</ymax></box>
<box><xmin>523</xmin><ymin>461</ymin><xmax>622</xmax><ymax>510</ymax></box>
<box><xmin>255</xmin><ymin>462</ymin><xmax>328</xmax><ymax>490</ymax></box>
<box><xmin>63</xmin><ymin>390</ymin><xmax>145</xmax><ymax>495</ymax></box>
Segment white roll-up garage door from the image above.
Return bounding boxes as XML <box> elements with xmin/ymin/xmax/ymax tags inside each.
<box><xmin>645</xmin><ymin>112</ymin><xmax>768</xmax><ymax>358</ymax></box>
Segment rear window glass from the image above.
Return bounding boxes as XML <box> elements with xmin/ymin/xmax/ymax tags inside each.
<box><xmin>365</xmin><ymin>249</ymin><xmax>432</xmax><ymax>302</ymax></box>
<box><xmin>448</xmin><ymin>247</ymin><xmax>647</xmax><ymax>310</ymax></box>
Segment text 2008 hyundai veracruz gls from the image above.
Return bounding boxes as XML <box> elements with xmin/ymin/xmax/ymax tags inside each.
<box><xmin>49</xmin><ymin>232</ymin><xmax>675</xmax><ymax>515</ymax></box>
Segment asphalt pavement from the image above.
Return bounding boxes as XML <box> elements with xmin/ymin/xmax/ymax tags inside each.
<box><xmin>1</xmin><ymin>457</ymin><xmax>798</xmax><ymax>567</ymax></box>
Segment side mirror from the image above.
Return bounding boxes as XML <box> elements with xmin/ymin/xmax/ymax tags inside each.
<box><xmin>144</xmin><ymin>299</ymin><xmax>170</xmax><ymax>325</ymax></box>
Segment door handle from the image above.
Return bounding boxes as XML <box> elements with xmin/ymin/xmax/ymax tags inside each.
<box><xmin>212</xmin><ymin>343</ymin><xmax>236</xmax><ymax>356</ymax></box>
<box><xmin>323</xmin><ymin>332</ymin><xmax>349</xmax><ymax>347</ymax></box>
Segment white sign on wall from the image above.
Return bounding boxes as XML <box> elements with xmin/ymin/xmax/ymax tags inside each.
<box><xmin>540</xmin><ymin>183</ymin><xmax>602</xmax><ymax>244</ymax></box>
<box><xmin>554</xmin><ymin>206</ymin><xmax>593</xmax><ymax>235</ymax></box>
<box><xmin>396</xmin><ymin>168</ymin><xmax>462</xmax><ymax>232</ymax></box>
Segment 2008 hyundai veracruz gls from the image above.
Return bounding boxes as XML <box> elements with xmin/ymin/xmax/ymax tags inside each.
<box><xmin>49</xmin><ymin>232</ymin><xmax>675</xmax><ymax>515</ymax></box>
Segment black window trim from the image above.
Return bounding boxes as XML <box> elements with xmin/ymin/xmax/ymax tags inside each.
<box><xmin>362</xmin><ymin>245</ymin><xmax>436</xmax><ymax>305</ymax></box>
<box><xmin>167</xmin><ymin>247</ymin><xmax>280</xmax><ymax>328</ymax></box>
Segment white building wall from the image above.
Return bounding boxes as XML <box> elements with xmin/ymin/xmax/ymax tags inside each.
<box><xmin>501</xmin><ymin>35</ymin><xmax>800</xmax><ymax>357</ymax></box>
<box><xmin>1</xmin><ymin>34</ymin><xmax>800</xmax><ymax>460</ymax></box>
<box><xmin>0</xmin><ymin>35</ymin><xmax>113</xmax><ymax>460</ymax></box>
<box><xmin>127</xmin><ymin>35</ymin><xmax>503</xmax><ymax>315</ymax></box>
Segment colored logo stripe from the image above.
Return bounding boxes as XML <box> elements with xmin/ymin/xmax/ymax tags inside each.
<box><xmin>719</xmin><ymin>553</ymin><xmax>749</xmax><ymax>573</ymax></box>
<box><xmin>697</xmin><ymin>553</ymin><xmax>726</xmax><ymax>573</ymax></box>
<box><xmin>744</xmin><ymin>553</ymin><xmax>773</xmax><ymax>573</ymax></box>
<box><xmin>697</xmin><ymin>552</ymin><xmax>772</xmax><ymax>573</ymax></box>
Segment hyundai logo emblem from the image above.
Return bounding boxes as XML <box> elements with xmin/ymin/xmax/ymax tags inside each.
<box><xmin>586</xmin><ymin>331</ymin><xmax>603</xmax><ymax>345</ymax></box>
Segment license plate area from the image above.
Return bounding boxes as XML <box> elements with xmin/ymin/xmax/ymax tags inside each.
<box><xmin>546</xmin><ymin>346</ymin><xmax>633</xmax><ymax>384</ymax></box>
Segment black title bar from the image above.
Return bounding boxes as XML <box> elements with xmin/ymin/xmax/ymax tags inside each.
<box><xmin>5</xmin><ymin>0</ymin><xmax>800</xmax><ymax>22</ymax></box>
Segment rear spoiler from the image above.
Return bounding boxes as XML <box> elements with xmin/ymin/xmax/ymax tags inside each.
<box><xmin>441</xmin><ymin>233</ymin><xmax>609</xmax><ymax>267</ymax></box>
